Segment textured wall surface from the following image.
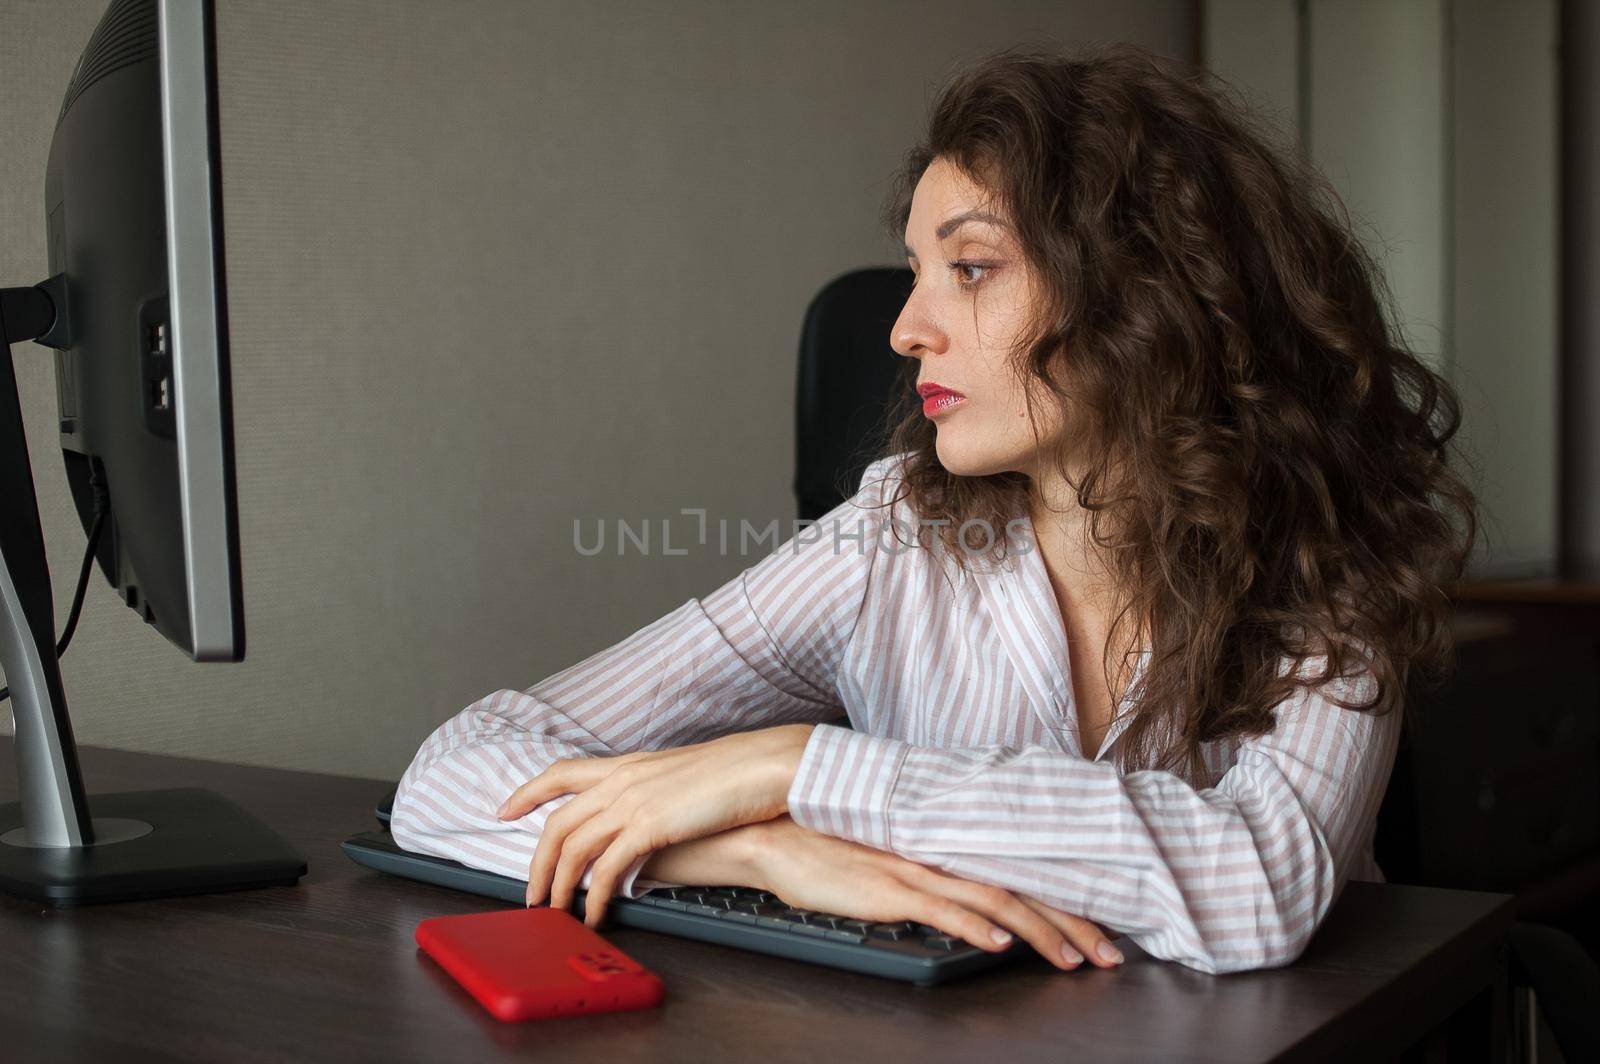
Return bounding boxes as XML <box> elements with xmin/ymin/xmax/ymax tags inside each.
<box><xmin>1</xmin><ymin>0</ymin><xmax>1192</xmax><ymax>779</ymax></box>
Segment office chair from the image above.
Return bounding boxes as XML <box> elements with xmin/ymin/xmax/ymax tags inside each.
<box><xmin>793</xmin><ymin>267</ymin><xmax>913</xmax><ymax>521</ymax></box>
<box><xmin>792</xmin><ymin>266</ymin><xmax>911</xmax><ymax>741</ymax></box>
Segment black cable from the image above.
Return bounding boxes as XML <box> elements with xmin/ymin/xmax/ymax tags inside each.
<box><xmin>0</xmin><ymin>508</ymin><xmax>108</xmax><ymax>704</ymax></box>
<box><xmin>53</xmin><ymin>508</ymin><xmax>107</xmax><ymax>659</ymax></box>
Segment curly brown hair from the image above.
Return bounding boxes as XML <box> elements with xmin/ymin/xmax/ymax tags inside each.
<box><xmin>875</xmin><ymin>43</ymin><xmax>1478</xmax><ymax>778</ymax></box>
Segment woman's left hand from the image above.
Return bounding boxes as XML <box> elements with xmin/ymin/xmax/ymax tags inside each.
<box><xmin>499</xmin><ymin>723</ymin><xmax>817</xmax><ymax>925</ymax></box>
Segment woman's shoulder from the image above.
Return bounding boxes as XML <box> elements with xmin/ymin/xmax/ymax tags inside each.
<box><xmin>785</xmin><ymin>452</ymin><xmax>942</xmax><ymax>582</ymax></box>
<box><xmin>838</xmin><ymin>452</ymin><xmax>1023</xmax><ymax>581</ymax></box>
<box><xmin>853</xmin><ymin>452</ymin><xmax>912</xmax><ymax>503</ymax></box>
<box><xmin>826</xmin><ymin>452</ymin><xmax>916</xmax><ymax>534</ymax></box>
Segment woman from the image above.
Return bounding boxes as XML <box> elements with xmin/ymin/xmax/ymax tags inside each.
<box><xmin>392</xmin><ymin>44</ymin><xmax>1476</xmax><ymax>976</ymax></box>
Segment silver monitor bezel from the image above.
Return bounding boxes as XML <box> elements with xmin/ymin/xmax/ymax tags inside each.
<box><xmin>158</xmin><ymin>0</ymin><xmax>239</xmax><ymax>662</ymax></box>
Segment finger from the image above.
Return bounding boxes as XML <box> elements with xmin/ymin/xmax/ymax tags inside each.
<box><xmin>887</xmin><ymin>858</ymin><xmax>1097</xmax><ymax>970</ymax></box>
<box><xmin>582</xmin><ymin>831</ymin><xmax>645</xmax><ymax>929</ymax></box>
<box><xmin>961</xmin><ymin>886</ymin><xmax>1080</xmax><ymax>967</ymax></box>
<box><xmin>1018</xmin><ymin>895</ymin><xmax>1123</xmax><ymax>968</ymax></box>
<box><xmin>885</xmin><ymin>885</ymin><xmax>1019</xmax><ymax>958</ymax></box>
<box><xmin>524</xmin><ymin>795</ymin><xmax>592</xmax><ymax>906</ymax></box>
<box><xmin>893</xmin><ymin>865</ymin><xmax>1076</xmax><ymax>967</ymax></box>
<box><xmin>500</xmin><ymin>759</ymin><xmax>609</xmax><ymax>820</ymax></box>
<box><xmin>549</xmin><ymin>816</ymin><xmax>621</xmax><ymax>914</ymax></box>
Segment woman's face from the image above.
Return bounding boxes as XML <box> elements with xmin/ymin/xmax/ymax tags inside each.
<box><xmin>892</xmin><ymin>156</ymin><xmax>1063</xmax><ymax>478</ymax></box>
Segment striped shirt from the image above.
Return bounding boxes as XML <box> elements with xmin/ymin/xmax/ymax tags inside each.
<box><xmin>392</xmin><ymin>455</ymin><xmax>1401</xmax><ymax>974</ymax></box>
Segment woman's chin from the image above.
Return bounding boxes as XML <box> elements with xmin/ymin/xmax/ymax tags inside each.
<box><xmin>933</xmin><ymin>432</ymin><xmax>1016</xmax><ymax>478</ymax></box>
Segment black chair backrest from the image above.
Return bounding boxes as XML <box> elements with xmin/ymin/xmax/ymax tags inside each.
<box><xmin>793</xmin><ymin>267</ymin><xmax>914</xmax><ymax>520</ymax></box>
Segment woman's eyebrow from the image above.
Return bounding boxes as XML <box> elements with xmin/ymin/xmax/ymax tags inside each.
<box><xmin>937</xmin><ymin>209</ymin><xmax>1008</xmax><ymax>239</ymax></box>
<box><xmin>904</xmin><ymin>210</ymin><xmax>1010</xmax><ymax>258</ymax></box>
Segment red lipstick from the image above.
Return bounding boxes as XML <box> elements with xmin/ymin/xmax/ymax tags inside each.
<box><xmin>917</xmin><ymin>381</ymin><xmax>966</xmax><ymax>418</ymax></box>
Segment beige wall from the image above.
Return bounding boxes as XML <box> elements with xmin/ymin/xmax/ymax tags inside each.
<box><xmin>1</xmin><ymin>1</ymin><xmax>1194</xmax><ymax>779</ymax></box>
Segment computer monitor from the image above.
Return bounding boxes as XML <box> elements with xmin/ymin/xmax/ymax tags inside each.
<box><xmin>0</xmin><ymin>0</ymin><xmax>304</xmax><ymax>903</ymax></box>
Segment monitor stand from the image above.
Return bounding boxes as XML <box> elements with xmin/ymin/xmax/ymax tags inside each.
<box><xmin>0</xmin><ymin>284</ymin><xmax>305</xmax><ymax>905</ymax></box>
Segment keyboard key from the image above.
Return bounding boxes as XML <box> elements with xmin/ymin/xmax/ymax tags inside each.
<box><xmin>869</xmin><ymin>924</ymin><xmax>911</xmax><ymax>941</ymax></box>
<box><xmin>922</xmin><ymin>936</ymin><xmax>958</xmax><ymax>951</ymax></box>
<box><xmin>914</xmin><ymin>923</ymin><xmax>945</xmax><ymax>937</ymax></box>
<box><xmin>731</xmin><ymin>902</ymin><xmax>764</xmax><ymax>915</ymax></box>
<box><xmin>756</xmin><ymin>916</ymin><xmax>794</xmax><ymax>931</ymax></box>
<box><xmin>720</xmin><ymin>911</ymin><xmax>758</xmax><ymax>924</ymax></box>
<box><xmin>824</xmin><ymin>929</ymin><xmax>868</xmax><ymax>944</ymax></box>
<box><xmin>839</xmin><ymin>919</ymin><xmax>872</xmax><ymax>933</ymax></box>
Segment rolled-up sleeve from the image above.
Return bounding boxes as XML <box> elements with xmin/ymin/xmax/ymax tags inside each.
<box><xmin>785</xmin><ymin>665</ymin><xmax>1401</xmax><ymax>974</ymax></box>
<box><xmin>390</xmin><ymin>460</ymin><xmax>892</xmax><ymax>898</ymax></box>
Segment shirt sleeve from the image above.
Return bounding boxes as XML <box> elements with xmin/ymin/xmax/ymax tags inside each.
<box><xmin>784</xmin><ymin>659</ymin><xmax>1402</xmax><ymax>974</ymax></box>
<box><xmin>390</xmin><ymin>459</ymin><xmax>892</xmax><ymax>898</ymax></box>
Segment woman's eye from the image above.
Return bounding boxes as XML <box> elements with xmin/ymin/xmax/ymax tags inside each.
<box><xmin>951</xmin><ymin>261</ymin><xmax>990</xmax><ymax>287</ymax></box>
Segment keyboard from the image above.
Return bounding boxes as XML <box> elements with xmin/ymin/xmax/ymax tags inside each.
<box><xmin>344</xmin><ymin>790</ymin><xmax>1033</xmax><ymax>986</ymax></box>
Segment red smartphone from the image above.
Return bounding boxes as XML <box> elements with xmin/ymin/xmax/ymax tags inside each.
<box><xmin>415</xmin><ymin>907</ymin><xmax>665</xmax><ymax>1022</ymax></box>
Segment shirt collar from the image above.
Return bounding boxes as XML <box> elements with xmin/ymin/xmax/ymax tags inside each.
<box><xmin>975</xmin><ymin>511</ymin><xmax>1150</xmax><ymax>762</ymax></box>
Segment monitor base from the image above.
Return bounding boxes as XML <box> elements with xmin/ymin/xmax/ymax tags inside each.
<box><xmin>0</xmin><ymin>787</ymin><xmax>306</xmax><ymax>906</ymax></box>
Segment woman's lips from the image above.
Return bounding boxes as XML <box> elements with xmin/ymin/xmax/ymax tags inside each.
<box><xmin>917</xmin><ymin>382</ymin><xmax>966</xmax><ymax>418</ymax></box>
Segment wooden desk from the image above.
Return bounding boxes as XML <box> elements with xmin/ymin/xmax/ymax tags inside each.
<box><xmin>0</xmin><ymin>739</ymin><xmax>1513</xmax><ymax>1062</ymax></box>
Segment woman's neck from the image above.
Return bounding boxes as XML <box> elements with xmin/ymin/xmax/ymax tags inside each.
<box><xmin>1025</xmin><ymin>466</ymin><xmax>1118</xmax><ymax>610</ymax></box>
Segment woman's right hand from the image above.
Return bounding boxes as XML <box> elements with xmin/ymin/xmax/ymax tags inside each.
<box><xmin>745</xmin><ymin>814</ymin><xmax>1123</xmax><ymax>971</ymax></box>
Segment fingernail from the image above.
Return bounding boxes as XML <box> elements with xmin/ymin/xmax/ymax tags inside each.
<box><xmin>496</xmin><ymin>800</ymin><xmax>509</xmax><ymax>819</ymax></box>
<box><xmin>1060</xmin><ymin>944</ymin><xmax>1084</xmax><ymax>965</ymax></box>
<box><xmin>1096</xmin><ymin>941</ymin><xmax>1124</xmax><ymax>965</ymax></box>
<box><xmin>990</xmin><ymin>928</ymin><xmax>1013</xmax><ymax>945</ymax></box>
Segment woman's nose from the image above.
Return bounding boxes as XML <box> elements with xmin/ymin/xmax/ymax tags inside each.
<box><xmin>890</xmin><ymin>290</ymin><xmax>946</xmax><ymax>360</ymax></box>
